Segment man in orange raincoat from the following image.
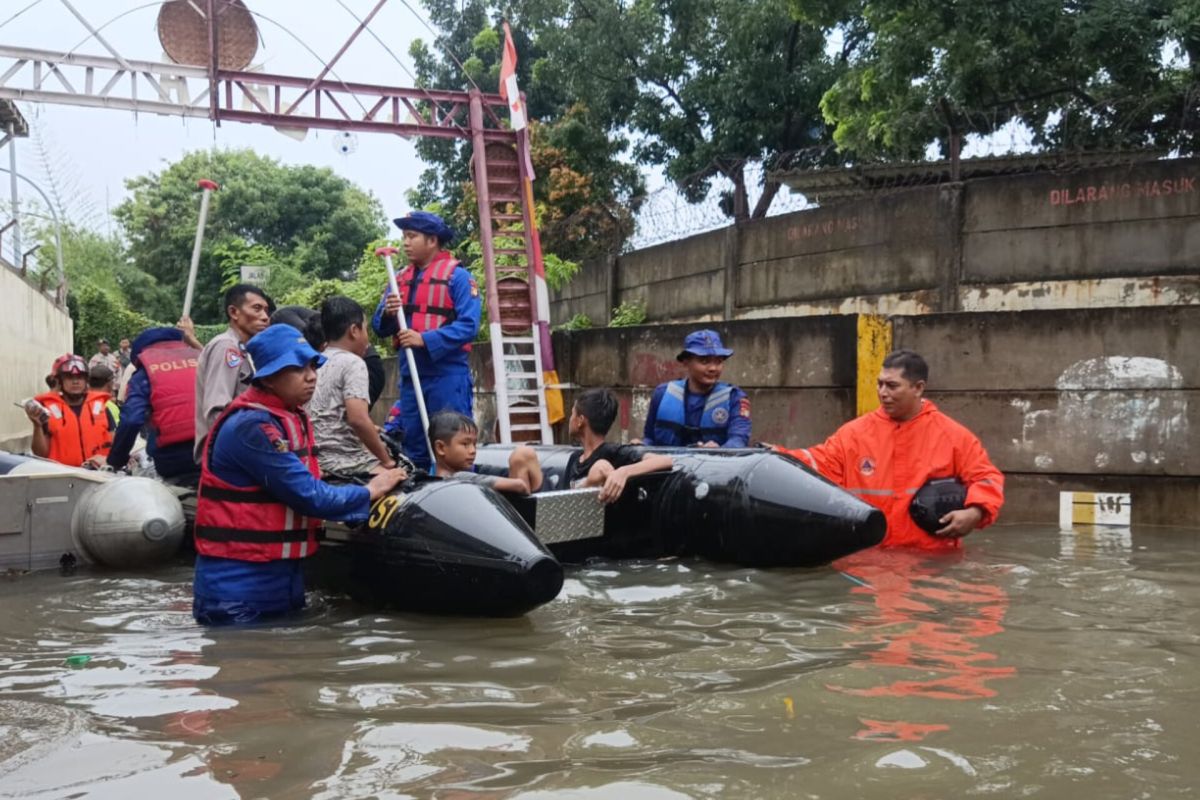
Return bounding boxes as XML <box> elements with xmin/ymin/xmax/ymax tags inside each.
<box><xmin>778</xmin><ymin>349</ymin><xmax>1004</xmax><ymax>550</ymax></box>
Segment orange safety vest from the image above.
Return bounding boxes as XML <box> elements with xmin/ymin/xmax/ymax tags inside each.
<box><xmin>194</xmin><ymin>388</ymin><xmax>321</xmax><ymax>562</ymax></box>
<box><xmin>34</xmin><ymin>391</ymin><xmax>113</xmax><ymax>468</ymax></box>
<box><xmin>394</xmin><ymin>250</ymin><xmax>471</xmax><ymax>352</ymax></box>
<box><xmin>779</xmin><ymin>400</ymin><xmax>1005</xmax><ymax>551</ymax></box>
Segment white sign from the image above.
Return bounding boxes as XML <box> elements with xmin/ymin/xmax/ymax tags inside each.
<box><xmin>240</xmin><ymin>265</ymin><xmax>271</xmax><ymax>285</ymax></box>
<box><xmin>1059</xmin><ymin>491</ymin><xmax>1132</xmax><ymax>529</ymax></box>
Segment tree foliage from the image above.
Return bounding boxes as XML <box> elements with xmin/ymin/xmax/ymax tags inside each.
<box><xmin>410</xmin><ymin>0</ymin><xmax>838</xmax><ymax>229</ymax></box>
<box><xmin>408</xmin><ymin>0</ymin><xmax>645</xmax><ymax>256</ymax></box>
<box><xmin>799</xmin><ymin>0</ymin><xmax>1200</xmax><ymax>160</ymax></box>
<box><xmin>526</xmin><ymin>0</ymin><xmax>840</xmax><ymax>220</ymax></box>
<box><xmin>113</xmin><ymin>149</ymin><xmax>386</xmax><ymax>323</ymax></box>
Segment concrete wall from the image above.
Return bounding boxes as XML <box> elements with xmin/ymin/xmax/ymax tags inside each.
<box><xmin>551</xmin><ymin>158</ymin><xmax>1200</xmax><ymax>325</ymax></box>
<box><xmin>0</xmin><ymin>264</ymin><xmax>73</xmax><ymax>450</ymax></box>
<box><xmin>545</xmin><ymin>308</ymin><xmax>1199</xmax><ymax>527</ymax></box>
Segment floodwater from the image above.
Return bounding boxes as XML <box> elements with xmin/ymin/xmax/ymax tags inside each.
<box><xmin>1</xmin><ymin>525</ymin><xmax>1198</xmax><ymax>799</ymax></box>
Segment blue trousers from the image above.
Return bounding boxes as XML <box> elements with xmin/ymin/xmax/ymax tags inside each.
<box><xmin>400</xmin><ymin>369</ymin><xmax>473</xmax><ymax>470</ymax></box>
<box><xmin>193</xmin><ymin>555</ymin><xmax>306</xmax><ymax>625</ymax></box>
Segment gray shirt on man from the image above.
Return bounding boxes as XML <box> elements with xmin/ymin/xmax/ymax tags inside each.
<box><xmin>193</xmin><ymin>327</ymin><xmax>254</xmax><ymax>463</ymax></box>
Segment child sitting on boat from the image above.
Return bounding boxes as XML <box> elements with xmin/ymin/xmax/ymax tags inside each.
<box><xmin>430</xmin><ymin>411</ymin><xmax>544</xmax><ymax>494</ymax></box>
<box><xmin>565</xmin><ymin>388</ymin><xmax>673</xmax><ymax>503</ymax></box>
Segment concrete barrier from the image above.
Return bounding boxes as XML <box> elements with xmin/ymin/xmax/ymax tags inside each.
<box><xmin>534</xmin><ymin>308</ymin><xmax>1199</xmax><ymax>527</ymax></box>
<box><xmin>554</xmin><ymin>157</ymin><xmax>1200</xmax><ymax>324</ymax></box>
<box><xmin>0</xmin><ymin>263</ymin><xmax>73</xmax><ymax>451</ymax></box>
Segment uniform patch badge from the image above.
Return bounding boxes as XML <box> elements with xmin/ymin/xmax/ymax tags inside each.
<box><xmin>859</xmin><ymin>456</ymin><xmax>876</xmax><ymax>476</ymax></box>
<box><xmin>469</xmin><ymin>278</ymin><xmax>479</xmax><ymax>298</ymax></box>
<box><xmin>225</xmin><ymin>347</ymin><xmax>242</xmax><ymax>368</ymax></box>
<box><xmin>711</xmin><ymin>407</ymin><xmax>729</xmax><ymax>424</ymax></box>
<box><xmin>259</xmin><ymin>423</ymin><xmax>289</xmax><ymax>453</ymax></box>
<box><xmin>738</xmin><ymin>397</ymin><xmax>751</xmax><ymax>418</ymax></box>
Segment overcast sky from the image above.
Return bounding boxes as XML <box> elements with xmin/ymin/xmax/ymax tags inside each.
<box><xmin>3</xmin><ymin>0</ymin><xmax>437</xmax><ymax>245</ymax></box>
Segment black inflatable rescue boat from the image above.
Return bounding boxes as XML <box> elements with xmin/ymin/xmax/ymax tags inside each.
<box><xmin>312</xmin><ymin>476</ymin><xmax>565</xmax><ymax>616</ymax></box>
<box><xmin>473</xmin><ymin>445</ymin><xmax>886</xmax><ymax>567</ymax></box>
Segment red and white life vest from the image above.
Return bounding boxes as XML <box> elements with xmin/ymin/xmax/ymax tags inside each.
<box><xmin>140</xmin><ymin>339</ymin><xmax>200</xmax><ymax>447</ymax></box>
<box><xmin>194</xmin><ymin>388</ymin><xmax>321</xmax><ymax>562</ymax></box>
<box><xmin>395</xmin><ymin>250</ymin><xmax>471</xmax><ymax>352</ymax></box>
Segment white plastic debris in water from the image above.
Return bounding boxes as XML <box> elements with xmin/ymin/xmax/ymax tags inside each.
<box><xmin>875</xmin><ymin>749</ymin><xmax>928</xmax><ymax>769</ymax></box>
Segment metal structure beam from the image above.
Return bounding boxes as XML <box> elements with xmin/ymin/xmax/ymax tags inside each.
<box><xmin>0</xmin><ymin>46</ymin><xmax>515</xmax><ymax>141</ymax></box>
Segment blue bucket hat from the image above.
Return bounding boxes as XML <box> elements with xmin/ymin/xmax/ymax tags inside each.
<box><xmin>246</xmin><ymin>324</ymin><xmax>326</xmax><ymax>380</ymax></box>
<box><xmin>677</xmin><ymin>329</ymin><xmax>733</xmax><ymax>361</ymax></box>
<box><xmin>392</xmin><ymin>210</ymin><xmax>455</xmax><ymax>244</ymax></box>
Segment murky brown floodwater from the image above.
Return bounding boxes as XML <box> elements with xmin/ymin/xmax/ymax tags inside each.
<box><xmin>1</xmin><ymin>524</ymin><xmax>1198</xmax><ymax>799</ymax></box>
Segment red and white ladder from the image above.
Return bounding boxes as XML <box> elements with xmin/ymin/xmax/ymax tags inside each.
<box><xmin>469</xmin><ymin>94</ymin><xmax>553</xmax><ymax>444</ymax></box>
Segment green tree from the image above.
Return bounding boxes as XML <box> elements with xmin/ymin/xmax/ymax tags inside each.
<box><xmin>526</xmin><ymin>0</ymin><xmax>841</xmax><ymax>220</ymax></box>
<box><xmin>113</xmin><ymin>149</ymin><xmax>387</xmax><ymax>323</ymax></box>
<box><xmin>407</xmin><ymin>1</ymin><xmax>644</xmax><ymax>257</ymax></box>
<box><xmin>30</xmin><ymin>221</ymin><xmax>172</xmax><ymax>314</ymax></box>
<box><xmin>800</xmin><ymin>0</ymin><xmax>1200</xmax><ymax>160</ymax></box>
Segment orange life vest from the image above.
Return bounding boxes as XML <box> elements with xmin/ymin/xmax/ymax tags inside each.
<box><xmin>194</xmin><ymin>388</ymin><xmax>321</xmax><ymax>562</ymax></box>
<box><xmin>34</xmin><ymin>391</ymin><xmax>113</xmax><ymax>467</ymax></box>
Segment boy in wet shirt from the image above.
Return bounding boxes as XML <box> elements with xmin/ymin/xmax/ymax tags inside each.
<box><xmin>564</xmin><ymin>388</ymin><xmax>673</xmax><ymax>503</ymax></box>
<box><xmin>429</xmin><ymin>411</ymin><xmax>543</xmax><ymax>494</ymax></box>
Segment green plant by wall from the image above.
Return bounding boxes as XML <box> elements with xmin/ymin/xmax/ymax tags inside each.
<box><xmin>609</xmin><ymin>301</ymin><xmax>647</xmax><ymax>327</ymax></box>
<box><xmin>557</xmin><ymin>312</ymin><xmax>593</xmax><ymax>331</ymax></box>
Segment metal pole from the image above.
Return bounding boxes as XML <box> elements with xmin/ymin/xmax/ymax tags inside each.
<box><xmin>7</xmin><ymin>122</ymin><xmax>18</xmax><ymax>267</ymax></box>
<box><xmin>0</xmin><ymin>167</ymin><xmax>66</xmax><ymax>300</ymax></box>
<box><xmin>182</xmin><ymin>179</ymin><xmax>218</xmax><ymax>318</ymax></box>
<box><xmin>376</xmin><ymin>245</ymin><xmax>433</xmax><ymax>461</ymax></box>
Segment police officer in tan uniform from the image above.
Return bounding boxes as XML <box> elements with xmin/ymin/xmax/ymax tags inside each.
<box><xmin>193</xmin><ymin>284</ymin><xmax>272</xmax><ymax>463</ymax></box>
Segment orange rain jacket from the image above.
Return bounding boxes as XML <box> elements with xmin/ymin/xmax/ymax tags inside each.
<box><xmin>779</xmin><ymin>400</ymin><xmax>1004</xmax><ymax>551</ymax></box>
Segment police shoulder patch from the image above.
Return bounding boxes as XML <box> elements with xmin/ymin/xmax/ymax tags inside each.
<box><xmin>258</xmin><ymin>422</ymin><xmax>289</xmax><ymax>453</ymax></box>
<box><xmin>738</xmin><ymin>397</ymin><xmax>751</xmax><ymax>418</ymax></box>
<box><xmin>468</xmin><ymin>278</ymin><xmax>479</xmax><ymax>298</ymax></box>
<box><xmin>225</xmin><ymin>347</ymin><xmax>242</xmax><ymax>368</ymax></box>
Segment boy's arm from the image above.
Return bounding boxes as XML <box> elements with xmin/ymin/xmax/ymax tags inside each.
<box><xmin>344</xmin><ymin>397</ymin><xmax>394</xmax><ymax>467</ymax></box>
<box><xmin>490</xmin><ymin>475</ymin><xmax>532</xmax><ymax>494</ymax></box>
<box><xmin>598</xmin><ymin>452</ymin><xmax>673</xmax><ymax>503</ymax></box>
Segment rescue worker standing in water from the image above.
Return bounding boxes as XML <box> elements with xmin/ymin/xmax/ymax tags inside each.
<box><xmin>372</xmin><ymin>211</ymin><xmax>481</xmax><ymax>471</ymax></box>
<box><xmin>640</xmin><ymin>330</ymin><xmax>751</xmax><ymax>448</ymax></box>
<box><xmin>193</xmin><ymin>324</ymin><xmax>408</xmax><ymax>625</ymax></box>
<box><xmin>777</xmin><ymin>349</ymin><xmax>1004</xmax><ymax>551</ymax></box>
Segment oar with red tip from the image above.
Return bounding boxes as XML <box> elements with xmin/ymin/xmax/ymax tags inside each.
<box><xmin>377</xmin><ymin>245</ymin><xmax>432</xmax><ymax>462</ymax></box>
<box><xmin>182</xmin><ymin>179</ymin><xmax>220</xmax><ymax>319</ymax></box>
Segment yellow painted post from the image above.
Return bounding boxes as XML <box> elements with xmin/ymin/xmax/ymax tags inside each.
<box><xmin>856</xmin><ymin>314</ymin><xmax>893</xmax><ymax>416</ymax></box>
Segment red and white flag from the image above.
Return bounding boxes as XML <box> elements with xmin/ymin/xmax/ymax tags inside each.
<box><xmin>498</xmin><ymin>21</ymin><xmax>526</xmax><ymax>130</ymax></box>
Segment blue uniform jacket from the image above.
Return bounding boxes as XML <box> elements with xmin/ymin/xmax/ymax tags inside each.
<box><xmin>107</xmin><ymin>369</ymin><xmax>194</xmax><ymax>477</ymax></box>
<box><xmin>209</xmin><ymin>408</ymin><xmax>372</xmax><ymax>524</ymax></box>
<box><xmin>372</xmin><ymin>264</ymin><xmax>481</xmax><ymax>379</ymax></box>
<box><xmin>642</xmin><ymin>381</ymin><xmax>752</xmax><ymax>448</ymax></box>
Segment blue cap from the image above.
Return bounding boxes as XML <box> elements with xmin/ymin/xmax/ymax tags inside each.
<box><xmin>246</xmin><ymin>324</ymin><xmax>326</xmax><ymax>380</ymax></box>
<box><xmin>392</xmin><ymin>210</ymin><xmax>455</xmax><ymax>244</ymax></box>
<box><xmin>677</xmin><ymin>329</ymin><xmax>733</xmax><ymax>361</ymax></box>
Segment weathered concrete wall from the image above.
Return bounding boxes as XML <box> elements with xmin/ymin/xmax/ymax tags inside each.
<box><xmin>545</xmin><ymin>307</ymin><xmax>1199</xmax><ymax>527</ymax></box>
<box><xmin>550</xmin><ymin>157</ymin><xmax>1200</xmax><ymax>324</ymax></box>
<box><xmin>0</xmin><ymin>265</ymin><xmax>73</xmax><ymax>451</ymax></box>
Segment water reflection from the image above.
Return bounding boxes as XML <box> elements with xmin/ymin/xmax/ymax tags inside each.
<box><xmin>1</xmin><ymin>529</ymin><xmax>1198</xmax><ymax>798</ymax></box>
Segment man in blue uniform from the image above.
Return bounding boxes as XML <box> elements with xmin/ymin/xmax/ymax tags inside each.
<box><xmin>640</xmin><ymin>329</ymin><xmax>751</xmax><ymax>448</ymax></box>
<box><xmin>107</xmin><ymin>326</ymin><xmax>201</xmax><ymax>483</ymax></box>
<box><xmin>372</xmin><ymin>210</ymin><xmax>481</xmax><ymax>470</ymax></box>
<box><xmin>193</xmin><ymin>324</ymin><xmax>408</xmax><ymax>625</ymax></box>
